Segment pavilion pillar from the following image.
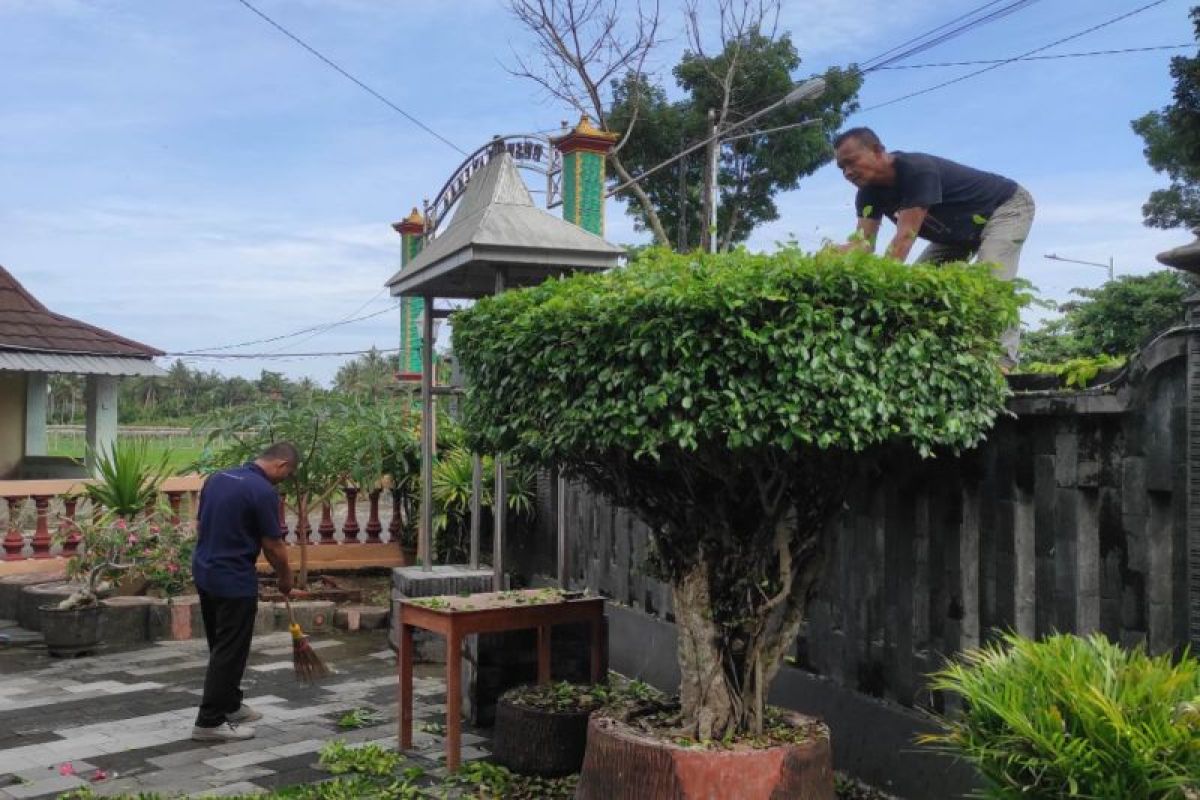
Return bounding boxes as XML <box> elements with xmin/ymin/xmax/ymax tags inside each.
<box><xmin>552</xmin><ymin>114</ymin><xmax>619</xmax><ymax>236</ymax></box>
<box><xmin>84</xmin><ymin>375</ymin><xmax>118</xmax><ymax>475</ymax></box>
<box><xmin>393</xmin><ymin>209</ymin><xmax>427</xmax><ymax>381</ymax></box>
<box><xmin>550</xmin><ymin>116</ymin><xmax>619</xmax><ymax>587</ymax></box>
<box><xmin>24</xmin><ymin>373</ymin><xmax>47</xmax><ymax>457</ymax></box>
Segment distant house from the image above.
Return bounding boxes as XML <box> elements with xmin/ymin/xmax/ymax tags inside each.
<box><xmin>0</xmin><ymin>265</ymin><xmax>164</xmax><ymax>479</ymax></box>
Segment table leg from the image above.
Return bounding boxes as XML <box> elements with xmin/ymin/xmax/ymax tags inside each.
<box><xmin>589</xmin><ymin>614</ymin><xmax>602</xmax><ymax>683</ymax></box>
<box><xmin>537</xmin><ymin>625</ymin><xmax>551</xmax><ymax>685</ymax></box>
<box><xmin>445</xmin><ymin>631</ymin><xmax>462</xmax><ymax>772</ymax></box>
<box><xmin>398</xmin><ymin>623</ymin><xmax>413</xmax><ymax>750</ymax></box>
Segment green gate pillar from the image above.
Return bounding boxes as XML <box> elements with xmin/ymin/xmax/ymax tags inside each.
<box><xmin>392</xmin><ymin>208</ymin><xmax>426</xmax><ymax>380</ymax></box>
<box><xmin>552</xmin><ymin>115</ymin><xmax>619</xmax><ymax>236</ymax></box>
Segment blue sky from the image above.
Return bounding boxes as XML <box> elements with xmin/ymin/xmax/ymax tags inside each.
<box><xmin>0</xmin><ymin>0</ymin><xmax>1194</xmax><ymax>383</ymax></box>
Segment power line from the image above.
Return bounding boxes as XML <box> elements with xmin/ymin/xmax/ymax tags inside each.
<box><xmin>861</xmin><ymin>0</ymin><xmax>1044</xmax><ymax>72</ymax></box>
<box><xmin>174</xmin><ymin>303</ymin><xmax>396</xmax><ymax>355</ymax></box>
<box><xmin>269</xmin><ymin>287</ymin><xmax>392</xmax><ymax>355</ymax></box>
<box><xmin>232</xmin><ymin>0</ymin><xmax>467</xmax><ymax>156</ymax></box>
<box><xmin>861</xmin><ymin>0</ymin><xmax>1169</xmax><ymax>112</ymax></box>
<box><xmin>168</xmin><ymin>347</ymin><xmax>401</xmax><ymax>360</ymax></box>
<box><xmin>873</xmin><ymin>43</ymin><xmax>1192</xmax><ymax>69</ymax></box>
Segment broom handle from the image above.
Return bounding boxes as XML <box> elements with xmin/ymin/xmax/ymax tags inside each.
<box><xmin>284</xmin><ymin>597</ymin><xmax>298</xmax><ymax>627</ymax></box>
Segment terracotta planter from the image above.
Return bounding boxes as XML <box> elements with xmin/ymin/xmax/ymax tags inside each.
<box><xmin>39</xmin><ymin>603</ymin><xmax>103</xmax><ymax>657</ymax></box>
<box><xmin>491</xmin><ymin>695</ymin><xmax>591</xmax><ymax>776</ymax></box>
<box><xmin>576</xmin><ymin>711</ymin><xmax>834</xmax><ymax>800</ymax></box>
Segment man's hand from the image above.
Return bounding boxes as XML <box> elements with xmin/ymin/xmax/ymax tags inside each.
<box><xmin>277</xmin><ymin>570</ymin><xmax>294</xmax><ymax>598</ymax></box>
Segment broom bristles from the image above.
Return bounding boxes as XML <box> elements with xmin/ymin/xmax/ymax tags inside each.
<box><xmin>289</xmin><ymin>622</ymin><xmax>331</xmax><ymax>682</ymax></box>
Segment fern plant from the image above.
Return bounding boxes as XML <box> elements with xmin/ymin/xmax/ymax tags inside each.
<box><xmin>923</xmin><ymin>632</ymin><xmax>1200</xmax><ymax>799</ymax></box>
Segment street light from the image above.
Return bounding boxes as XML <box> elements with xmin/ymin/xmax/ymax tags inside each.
<box><xmin>706</xmin><ymin>77</ymin><xmax>827</xmax><ymax>253</ymax></box>
<box><xmin>1044</xmin><ymin>253</ymin><xmax>1115</xmax><ymax>282</ymax></box>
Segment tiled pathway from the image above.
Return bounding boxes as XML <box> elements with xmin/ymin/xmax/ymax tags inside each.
<box><xmin>0</xmin><ymin>626</ymin><xmax>487</xmax><ymax>798</ymax></box>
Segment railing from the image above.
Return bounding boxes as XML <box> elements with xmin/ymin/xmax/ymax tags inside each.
<box><xmin>0</xmin><ymin>476</ymin><xmax>410</xmax><ymax>561</ymax></box>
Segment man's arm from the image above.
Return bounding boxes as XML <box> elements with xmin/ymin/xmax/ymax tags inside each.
<box><xmin>885</xmin><ymin>207</ymin><xmax>928</xmax><ymax>262</ymax></box>
<box><xmin>836</xmin><ymin>217</ymin><xmax>880</xmax><ymax>253</ymax></box>
<box><xmin>261</xmin><ymin>536</ymin><xmax>293</xmax><ymax>596</ymax></box>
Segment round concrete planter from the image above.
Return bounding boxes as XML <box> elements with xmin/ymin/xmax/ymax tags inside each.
<box><xmin>20</xmin><ymin>582</ymin><xmax>102</xmax><ymax>631</ymax></box>
<box><xmin>0</xmin><ymin>572</ymin><xmax>66</xmax><ymax>621</ymax></box>
<box><xmin>39</xmin><ymin>603</ymin><xmax>103</xmax><ymax>657</ymax></box>
<box><xmin>575</xmin><ymin>711</ymin><xmax>834</xmax><ymax>800</ymax></box>
<box><xmin>491</xmin><ymin>694</ymin><xmax>592</xmax><ymax>776</ymax></box>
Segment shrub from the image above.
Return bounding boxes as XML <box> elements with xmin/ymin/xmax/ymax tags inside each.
<box><xmin>452</xmin><ymin>246</ymin><xmax>1021</xmax><ymax>738</ymax></box>
<box><xmin>84</xmin><ymin>440</ymin><xmax>172</xmax><ymax>519</ymax></box>
<box><xmin>923</xmin><ymin>632</ymin><xmax>1200</xmax><ymax>799</ymax></box>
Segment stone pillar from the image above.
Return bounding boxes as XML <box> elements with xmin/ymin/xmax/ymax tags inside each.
<box><xmin>1186</xmin><ymin>290</ymin><xmax>1200</xmax><ymax>651</ymax></box>
<box><xmin>392</xmin><ymin>208</ymin><xmax>427</xmax><ymax>380</ymax></box>
<box><xmin>84</xmin><ymin>374</ymin><xmax>118</xmax><ymax>475</ymax></box>
<box><xmin>24</xmin><ymin>372</ymin><xmax>47</xmax><ymax>457</ymax></box>
<box><xmin>552</xmin><ymin>115</ymin><xmax>619</xmax><ymax>236</ymax></box>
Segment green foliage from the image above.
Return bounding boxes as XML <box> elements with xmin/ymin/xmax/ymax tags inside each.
<box><xmin>1021</xmin><ymin>354</ymin><xmax>1126</xmax><ymax>388</ymax></box>
<box><xmin>336</xmin><ymin>707</ymin><xmax>385</xmax><ymax>729</ymax></box>
<box><xmin>454</xmin><ymin>247</ymin><xmax>1020</xmax><ymax>465</ymax></box>
<box><xmin>608</xmin><ymin>32</ymin><xmax>861</xmax><ymax>250</ymax></box>
<box><xmin>318</xmin><ymin>741</ymin><xmax>403</xmax><ymax>777</ymax></box>
<box><xmin>1131</xmin><ymin>7</ymin><xmax>1200</xmax><ymax>230</ymax></box>
<box><xmin>1021</xmin><ymin>270</ymin><xmax>1197</xmax><ymax>363</ymax></box>
<box><xmin>84</xmin><ymin>440</ymin><xmax>172</xmax><ymax>518</ymax></box>
<box><xmin>431</xmin><ymin>447</ymin><xmax>536</xmax><ymax>563</ymax></box>
<box><xmin>923</xmin><ymin>632</ymin><xmax>1200</xmax><ymax>799</ymax></box>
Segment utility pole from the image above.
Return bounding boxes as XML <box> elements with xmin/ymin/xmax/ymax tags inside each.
<box><xmin>703</xmin><ymin>108</ymin><xmax>719</xmax><ymax>254</ymax></box>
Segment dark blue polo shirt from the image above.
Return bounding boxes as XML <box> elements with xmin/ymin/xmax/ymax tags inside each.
<box><xmin>192</xmin><ymin>463</ymin><xmax>282</xmax><ymax>598</ymax></box>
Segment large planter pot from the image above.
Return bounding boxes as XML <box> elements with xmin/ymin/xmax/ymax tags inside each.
<box><xmin>491</xmin><ymin>695</ymin><xmax>591</xmax><ymax>776</ymax></box>
<box><xmin>39</xmin><ymin>603</ymin><xmax>103</xmax><ymax>657</ymax></box>
<box><xmin>575</xmin><ymin>711</ymin><xmax>834</xmax><ymax>800</ymax></box>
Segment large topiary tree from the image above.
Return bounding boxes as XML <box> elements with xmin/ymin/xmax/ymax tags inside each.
<box><xmin>452</xmin><ymin>247</ymin><xmax>1021</xmax><ymax>739</ymax></box>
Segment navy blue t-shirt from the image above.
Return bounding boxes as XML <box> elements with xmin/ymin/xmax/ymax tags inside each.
<box><xmin>855</xmin><ymin>152</ymin><xmax>1017</xmax><ymax>246</ymax></box>
<box><xmin>192</xmin><ymin>463</ymin><xmax>282</xmax><ymax>598</ymax></box>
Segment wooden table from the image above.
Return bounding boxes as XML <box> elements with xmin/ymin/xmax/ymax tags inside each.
<box><xmin>395</xmin><ymin>588</ymin><xmax>605</xmax><ymax>770</ymax></box>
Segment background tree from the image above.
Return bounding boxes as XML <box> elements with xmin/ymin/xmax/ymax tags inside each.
<box><xmin>507</xmin><ymin>0</ymin><xmax>669</xmax><ymax>244</ymax></box>
<box><xmin>1021</xmin><ymin>270</ymin><xmax>1198</xmax><ymax>363</ymax></box>
<box><xmin>609</xmin><ymin>14</ymin><xmax>860</xmax><ymax>251</ymax></box>
<box><xmin>1131</xmin><ymin>6</ymin><xmax>1200</xmax><ymax>231</ymax></box>
<box><xmin>453</xmin><ymin>247</ymin><xmax>1020</xmax><ymax>738</ymax></box>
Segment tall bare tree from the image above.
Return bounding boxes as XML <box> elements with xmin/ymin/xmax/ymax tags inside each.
<box><xmin>507</xmin><ymin>0</ymin><xmax>671</xmax><ymax>246</ymax></box>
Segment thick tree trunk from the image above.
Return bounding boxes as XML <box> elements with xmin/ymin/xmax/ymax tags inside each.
<box><xmin>672</xmin><ymin>518</ymin><xmax>826</xmax><ymax>740</ymax></box>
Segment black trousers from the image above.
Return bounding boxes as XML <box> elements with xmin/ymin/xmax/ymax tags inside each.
<box><xmin>196</xmin><ymin>591</ymin><xmax>258</xmax><ymax>727</ymax></box>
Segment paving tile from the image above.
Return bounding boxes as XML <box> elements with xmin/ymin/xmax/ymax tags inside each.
<box><xmin>203</xmin><ymin>751</ymin><xmax>276</xmax><ymax>771</ymax></box>
<box><xmin>264</xmin><ymin>739</ymin><xmax>325</xmax><ymax>758</ymax></box>
<box><xmin>5</xmin><ymin>773</ymin><xmax>87</xmax><ymax>799</ymax></box>
<box><xmin>201</xmin><ymin>780</ymin><xmax>268</xmax><ymax>796</ymax></box>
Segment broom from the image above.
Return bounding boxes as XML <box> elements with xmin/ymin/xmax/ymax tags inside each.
<box><xmin>285</xmin><ymin>597</ymin><xmax>331</xmax><ymax>682</ymax></box>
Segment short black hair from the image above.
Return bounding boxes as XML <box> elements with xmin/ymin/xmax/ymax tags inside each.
<box><xmin>834</xmin><ymin>127</ymin><xmax>884</xmax><ymax>151</ymax></box>
<box><xmin>259</xmin><ymin>441</ymin><xmax>300</xmax><ymax>464</ymax></box>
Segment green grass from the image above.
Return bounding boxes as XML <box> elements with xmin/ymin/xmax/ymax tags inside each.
<box><xmin>47</xmin><ymin>433</ymin><xmax>205</xmax><ymax>474</ymax></box>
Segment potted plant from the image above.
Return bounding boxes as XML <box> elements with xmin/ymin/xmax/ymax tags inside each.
<box><xmin>42</xmin><ymin>512</ymin><xmax>137</xmax><ymax>656</ymax></box>
<box><xmin>452</xmin><ymin>247</ymin><xmax>1021</xmax><ymax>799</ymax></box>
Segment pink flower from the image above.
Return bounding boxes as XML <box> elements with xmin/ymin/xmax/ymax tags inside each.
<box><xmin>142</xmin><ymin>548</ymin><xmax>154</xmax><ymax>557</ymax></box>
<box><xmin>167</xmin><ymin>563</ymin><xmax>178</xmax><ymax>573</ymax></box>
<box><xmin>90</xmin><ymin>769</ymin><xmax>108</xmax><ymax>782</ymax></box>
<box><xmin>115</xmin><ymin>519</ymin><xmax>127</xmax><ymax>530</ymax></box>
<box><xmin>59</xmin><ymin>762</ymin><xmax>76</xmax><ymax>776</ymax></box>
<box><xmin>150</xmin><ymin>525</ymin><xmax>160</xmax><ymax>533</ymax></box>
<box><xmin>127</xmin><ymin>534</ymin><xmax>138</xmax><ymax>545</ymax></box>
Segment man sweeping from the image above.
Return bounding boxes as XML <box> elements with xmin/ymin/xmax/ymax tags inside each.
<box><xmin>191</xmin><ymin>442</ymin><xmax>298</xmax><ymax>742</ymax></box>
<box><xmin>833</xmin><ymin>127</ymin><xmax>1035</xmax><ymax>367</ymax></box>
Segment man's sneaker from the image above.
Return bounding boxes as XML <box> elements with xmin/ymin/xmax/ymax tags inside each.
<box><xmin>228</xmin><ymin>704</ymin><xmax>263</xmax><ymax>723</ymax></box>
<box><xmin>191</xmin><ymin>722</ymin><xmax>255</xmax><ymax>742</ymax></box>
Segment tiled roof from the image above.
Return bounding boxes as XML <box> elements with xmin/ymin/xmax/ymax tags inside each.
<box><xmin>0</xmin><ymin>265</ymin><xmax>163</xmax><ymax>358</ymax></box>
